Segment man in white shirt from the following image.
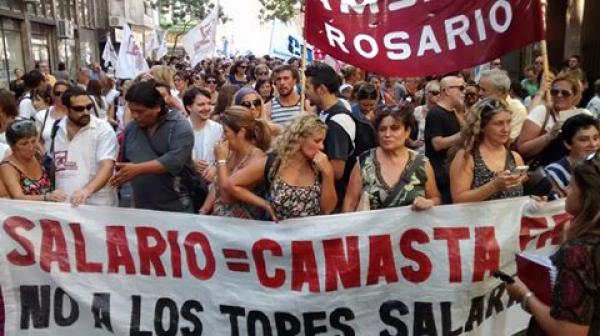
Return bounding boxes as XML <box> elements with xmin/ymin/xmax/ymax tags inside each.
<box><xmin>18</xmin><ymin>70</ymin><xmax>46</xmax><ymax>120</ymax></box>
<box><xmin>478</xmin><ymin>69</ymin><xmax>527</xmax><ymax>142</ymax></box>
<box><xmin>51</xmin><ymin>86</ymin><xmax>118</xmax><ymax>206</ymax></box>
<box><xmin>586</xmin><ymin>79</ymin><xmax>600</xmax><ymax>119</ymax></box>
<box><xmin>183</xmin><ymin>86</ymin><xmax>222</xmax><ymax>177</ymax></box>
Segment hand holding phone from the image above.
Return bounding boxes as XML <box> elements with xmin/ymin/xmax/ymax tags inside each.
<box><xmin>511</xmin><ymin>165</ymin><xmax>529</xmax><ymax>176</ymax></box>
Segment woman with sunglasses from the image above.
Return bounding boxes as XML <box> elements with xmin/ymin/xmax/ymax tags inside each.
<box><xmin>343</xmin><ymin>105</ymin><xmax>440</xmax><ymax>212</ymax></box>
<box><xmin>199</xmin><ymin>106</ymin><xmax>271</xmax><ymax>218</ymax></box>
<box><xmin>450</xmin><ymin>98</ymin><xmax>526</xmax><ymax>203</ymax></box>
<box><xmin>517</xmin><ymin>75</ymin><xmax>593</xmax><ymax>169</ymax></box>
<box><xmin>234</xmin><ymin>87</ymin><xmax>283</xmax><ymax>136</ymax></box>
<box><xmin>203</xmin><ymin>73</ymin><xmax>220</xmax><ymax>105</ymax></box>
<box><xmin>413</xmin><ymin>80</ymin><xmax>441</xmax><ymax>154</ymax></box>
<box><xmin>507</xmin><ymin>154</ymin><xmax>600</xmax><ymax>336</ymax></box>
<box><xmin>228</xmin><ymin>60</ymin><xmax>248</xmax><ymax>86</ymax></box>
<box><xmin>173</xmin><ymin>71</ymin><xmax>189</xmax><ymax>101</ymax></box>
<box><xmin>35</xmin><ymin>81</ymin><xmax>71</xmax><ymax>152</ymax></box>
<box><xmin>0</xmin><ymin>120</ymin><xmax>66</xmax><ymax>201</ymax></box>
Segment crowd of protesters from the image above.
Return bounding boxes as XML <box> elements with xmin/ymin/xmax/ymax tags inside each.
<box><xmin>2</xmin><ymin>52</ymin><xmax>600</xmax><ymax>335</ymax></box>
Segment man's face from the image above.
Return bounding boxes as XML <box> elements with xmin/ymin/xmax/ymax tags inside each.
<box><xmin>568</xmin><ymin>57</ymin><xmax>579</xmax><ymax>69</ymax></box>
<box><xmin>443</xmin><ymin>78</ymin><xmax>465</xmax><ymax>108</ymax></box>
<box><xmin>128</xmin><ymin>102</ymin><xmax>161</xmax><ymax>128</ymax></box>
<box><xmin>305</xmin><ymin>77</ymin><xmax>321</xmax><ymax>106</ymax></box>
<box><xmin>275</xmin><ymin>70</ymin><xmax>296</xmax><ymax>97</ymax></box>
<box><xmin>68</xmin><ymin>95</ymin><xmax>93</xmax><ymax>127</ymax></box>
<box><xmin>188</xmin><ymin>94</ymin><xmax>211</xmax><ymax>120</ymax></box>
<box><xmin>477</xmin><ymin>77</ymin><xmax>502</xmax><ymax>99</ymax></box>
<box><xmin>38</xmin><ymin>62</ymin><xmax>49</xmax><ymax>75</ymax></box>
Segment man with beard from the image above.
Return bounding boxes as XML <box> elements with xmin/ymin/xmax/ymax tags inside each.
<box><xmin>270</xmin><ymin>65</ymin><xmax>304</xmax><ymax>126</ymax></box>
<box><xmin>50</xmin><ymin>86</ymin><xmax>118</xmax><ymax>206</ymax></box>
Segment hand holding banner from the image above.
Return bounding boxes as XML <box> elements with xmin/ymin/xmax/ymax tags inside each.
<box><xmin>305</xmin><ymin>0</ymin><xmax>545</xmax><ymax>77</ymax></box>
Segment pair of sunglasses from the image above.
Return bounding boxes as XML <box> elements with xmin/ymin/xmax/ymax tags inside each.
<box><xmin>10</xmin><ymin>119</ymin><xmax>36</xmax><ymax>133</ymax></box>
<box><xmin>71</xmin><ymin>104</ymin><xmax>94</xmax><ymax>112</ymax></box>
<box><xmin>550</xmin><ymin>89</ymin><xmax>573</xmax><ymax>97</ymax></box>
<box><xmin>240</xmin><ymin>99</ymin><xmax>262</xmax><ymax>109</ymax></box>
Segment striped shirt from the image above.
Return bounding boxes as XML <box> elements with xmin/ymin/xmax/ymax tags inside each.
<box><xmin>545</xmin><ymin>157</ymin><xmax>571</xmax><ymax>193</ymax></box>
<box><xmin>270</xmin><ymin>96</ymin><xmax>302</xmax><ymax>126</ymax></box>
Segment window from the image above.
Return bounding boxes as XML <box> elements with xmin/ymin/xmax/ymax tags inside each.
<box><xmin>0</xmin><ymin>19</ymin><xmax>25</xmax><ymax>89</ymax></box>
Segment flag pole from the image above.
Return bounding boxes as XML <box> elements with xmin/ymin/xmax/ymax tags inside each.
<box><xmin>540</xmin><ymin>0</ymin><xmax>550</xmax><ymax>101</ymax></box>
<box><xmin>300</xmin><ymin>6</ymin><xmax>307</xmax><ymax>113</ymax></box>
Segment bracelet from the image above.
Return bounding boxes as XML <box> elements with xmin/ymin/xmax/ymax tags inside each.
<box><xmin>521</xmin><ymin>291</ymin><xmax>535</xmax><ymax>314</ymax></box>
<box><xmin>216</xmin><ymin>160</ymin><xmax>227</xmax><ymax>166</ymax></box>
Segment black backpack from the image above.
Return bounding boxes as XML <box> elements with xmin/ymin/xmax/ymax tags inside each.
<box><xmin>325</xmin><ymin>110</ymin><xmax>377</xmax><ymax>157</ymax></box>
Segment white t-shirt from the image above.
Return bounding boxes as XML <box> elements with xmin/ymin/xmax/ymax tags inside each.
<box><xmin>53</xmin><ymin>116</ymin><xmax>119</xmax><ymax>206</ymax></box>
<box><xmin>105</xmin><ymin>88</ymin><xmax>120</xmax><ymax>107</ymax></box>
<box><xmin>413</xmin><ymin>105</ymin><xmax>428</xmax><ymax>154</ymax></box>
<box><xmin>18</xmin><ymin>94</ymin><xmax>37</xmax><ymax>120</ymax></box>
<box><xmin>0</xmin><ymin>142</ymin><xmax>9</xmax><ymax>159</ymax></box>
<box><xmin>586</xmin><ymin>96</ymin><xmax>600</xmax><ymax>119</ymax></box>
<box><xmin>35</xmin><ymin>107</ymin><xmax>58</xmax><ymax>153</ymax></box>
<box><xmin>527</xmin><ymin>105</ymin><xmax>593</xmax><ymax>132</ymax></box>
<box><xmin>507</xmin><ymin>97</ymin><xmax>527</xmax><ymax>141</ymax></box>
<box><xmin>190</xmin><ymin>119</ymin><xmax>223</xmax><ymax>163</ymax></box>
<box><xmin>90</xmin><ymin>96</ymin><xmax>108</xmax><ymax>120</ymax></box>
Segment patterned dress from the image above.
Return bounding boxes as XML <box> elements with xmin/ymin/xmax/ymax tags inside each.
<box><xmin>470</xmin><ymin>148</ymin><xmax>523</xmax><ymax>200</ymax></box>
<box><xmin>358</xmin><ymin>148</ymin><xmax>427</xmax><ymax>210</ymax></box>
<box><xmin>269</xmin><ymin>172</ymin><xmax>321</xmax><ymax>220</ymax></box>
<box><xmin>0</xmin><ymin>161</ymin><xmax>52</xmax><ymax>196</ymax></box>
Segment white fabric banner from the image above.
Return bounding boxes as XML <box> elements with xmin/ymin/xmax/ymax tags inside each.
<box><xmin>269</xmin><ymin>19</ymin><xmax>315</xmax><ymax>62</ymax></box>
<box><xmin>182</xmin><ymin>8</ymin><xmax>218</xmax><ymax>67</ymax></box>
<box><xmin>0</xmin><ymin>198</ymin><xmax>570</xmax><ymax>335</ymax></box>
<box><xmin>101</xmin><ymin>35</ymin><xmax>118</xmax><ymax>68</ymax></box>
<box><xmin>115</xmin><ymin>24</ymin><xmax>149</xmax><ymax>79</ymax></box>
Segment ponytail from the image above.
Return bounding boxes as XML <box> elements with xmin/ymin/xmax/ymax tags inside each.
<box><xmin>253</xmin><ymin>119</ymin><xmax>272</xmax><ymax>151</ymax></box>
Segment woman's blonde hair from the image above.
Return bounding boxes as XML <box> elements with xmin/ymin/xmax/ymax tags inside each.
<box><xmin>149</xmin><ymin>65</ymin><xmax>175</xmax><ymax>88</ymax></box>
<box><xmin>568</xmin><ymin>154</ymin><xmax>600</xmax><ymax>239</ymax></box>
<box><xmin>551</xmin><ymin>74</ymin><xmax>583</xmax><ymax>107</ymax></box>
<box><xmin>459</xmin><ymin>98</ymin><xmax>511</xmax><ymax>159</ymax></box>
<box><xmin>220</xmin><ymin>105</ymin><xmax>271</xmax><ymax>151</ymax></box>
<box><xmin>270</xmin><ymin>113</ymin><xmax>327</xmax><ymax>176</ymax></box>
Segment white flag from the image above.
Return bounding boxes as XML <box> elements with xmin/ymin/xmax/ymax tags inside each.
<box><xmin>156</xmin><ymin>30</ymin><xmax>168</xmax><ymax>60</ymax></box>
<box><xmin>182</xmin><ymin>7</ymin><xmax>218</xmax><ymax>67</ymax></box>
<box><xmin>101</xmin><ymin>35</ymin><xmax>118</xmax><ymax>68</ymax></box>
<box><xmin>115</xmin><ymin>24</ymin><xmax>149</xmax><ymax>79</ymax></box>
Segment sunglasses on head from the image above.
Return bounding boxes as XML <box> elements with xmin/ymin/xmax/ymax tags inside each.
<box><xmin>480</xmin><ymin>99</ymin><xmax>505</xmax><ymax>114</ymax></box>
<box><xmin>550</xmin><ymin>88</ymin><xmax>573</xmax><ymax>97</ymax></box>
<box><xmin>240</xmin><ymin>99</ymin><xmax>262</xmax><ymax>109</ymax></box>
<box><xmin>10</xmin><ymin>119</ymin><xmax>36</xmax><ymax>131</ymax></box>
<box><xmin>71</xmin><ymin>103</ymin><xmax>94</xmax><ymax>112</ymax></box>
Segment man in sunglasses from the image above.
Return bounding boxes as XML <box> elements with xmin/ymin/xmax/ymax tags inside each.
<box><xmin>478</xmin><ymin>69</ymin><xmax>527</xmax><ymax>142</ymax></box>
<box><xmin>50</xmin><ymin>86</ymin><xmax>118</xmax><ymax>207</ymax></box>
<box><xmin>424</xmin><ymin>75</ymin><xmax>465</xmax><ymax>204</ymax></box>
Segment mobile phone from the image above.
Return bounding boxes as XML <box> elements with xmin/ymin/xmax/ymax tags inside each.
<box><xmin>493</xmin><ymin>271</ymin><xmax>515</xmax><ymax>284</ymax></box>
<box><xmin>512</xmin><ymin>165</ymin><xmax>529</xmax><ymax>175</ymax></box>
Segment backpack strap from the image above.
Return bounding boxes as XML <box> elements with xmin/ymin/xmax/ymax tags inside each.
<box><xmin>49</xmin><ymin>118</ymin><xmax>62</xmax><ymax>156</ymax></box>
<box><xmin>263</xmin><ymin>152</ymin><xmax>277</xmax><ymax>190</ymax></box>
<box><xmin>328</xmin><ymin>113</ymin><xmax>356</xmax><ymax>155</ymax></box>
<box><xmin>39</xmin><ymin>107</ymin><xmax>51</xmax><ymax>142</ymax></box>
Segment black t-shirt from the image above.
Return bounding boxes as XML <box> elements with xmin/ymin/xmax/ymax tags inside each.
<box><xmin>322</xmin><ymin>101</ymin><xmax>354</xmax><ymax>203</ymax></box>
<box><xmin>424</xmin><ymin>105</ymin><xmax>460</xmax><ymax>183</ymax></box>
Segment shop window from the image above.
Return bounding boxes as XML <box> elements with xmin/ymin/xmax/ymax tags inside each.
<box><xmin>0</xmin><ymin>19</ymin><xmax>25</xmax><ymax>88</ymax></box>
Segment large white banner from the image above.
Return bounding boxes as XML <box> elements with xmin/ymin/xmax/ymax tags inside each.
<box><xmin>182</xmin><ymin>8</ymin><xmax>218</xmax><ymax>67</ymax></box>
<box><xmin>0</xmin><ymin>198</ymin><xmax>570</xmax><ymax>335</ymax></box>
<box><xmin>115</xmin><ymin>24</ymin><xmax>149</xmax><ymax>79</ymax></box>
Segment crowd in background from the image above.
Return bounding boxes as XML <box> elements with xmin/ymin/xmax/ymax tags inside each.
<box><xmin>1</xmin><ymin>51</ymin><xmax>600</xmax><ymax>335</ymax></box>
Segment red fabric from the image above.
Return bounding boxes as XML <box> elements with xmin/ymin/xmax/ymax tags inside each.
<box><xmin>305</xmin><ymin>0</ymin><xmax>544</xmax><ymax>77</ymax></box>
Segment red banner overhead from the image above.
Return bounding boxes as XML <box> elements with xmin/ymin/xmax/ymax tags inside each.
<box><xmin>304</xmin><ymin>0</ymin><xmax>545</xmax><ymax>77</ymax></box>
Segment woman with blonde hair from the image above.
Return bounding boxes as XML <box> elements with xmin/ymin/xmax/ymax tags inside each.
<box><xmin>517</xmin><ymin>74</ymin><xmax>593</xmax><ymax>168</ymax></box>
<box><xmin>450</xmin><ymin>98</ymin><xmax>527</xmax><ymax>203</ymax></box>
<box><xmin>507</xmin><ymin>154</ymin><xmax>600</xmax><ymax>335</ymax></box>
<box><xmin>227</xmin><ymin>114</ymin><xmax>337</xmax><ymax>221</ymax></box>
<box><xmin>199</xmin><ymin>105</ymin><xmax>271</xmax><ymax>218</ymax></box>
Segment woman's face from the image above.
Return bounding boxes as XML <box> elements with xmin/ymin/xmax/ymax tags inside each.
<box><xmin>358</xmin><ymin>99</ymin><xmax>377</xmax><ymax>119</ymax></box>
<box><xmin>551</xmin><ymin>80</ymin><xmax>578</xmax><ymax>111</ymax></box>
<box><xmin>567</xmin><ymin>126</ymin><xmax>600</xmax><ymax>160</ymax></box>
<box><xmin>377</xmin><ymin>115</ymin><xmax>410</xmax><ymax>151</ymax></box>
<box><xmin>237</xmin><ymin>63</ymin><xmax>247</xmax><ymax>76</ymax></box>
<box><xmin>565</xmin><ymin>179</ymin><xmax>582</xmax><ymax>216</ymax></box>
<box><xmin>222</xmin><ymin>125</ymin><xmax>239</xmax><ymax>150</ymax></box>
<box><xmin>33</xmin><ymin>95</ymin><xmax>48</xmax><ymax>111</ymax></box>
<box><xmin>258</xmin><ymin>82</ymin><xmax>272</xmax><ymax>100</ymax></box>
<box><xmin>240</xmin><ymin>93</ymin><xmax>263</xmax><ymax>119</ymax></box>
<box><xmin>173</xmin><ymin>75</ymin><xmax>186</xmax><ymax>92</ymax></box>
<box><xmin>300</xmin><ymin>130</ymin><xmax>326</xmax><ymax>159</ymax></box>
<box><xmin>205</xmin><ymin>77</ymin><xmax>217</xmax><ymax>93</ymax></box>
<box><xmin>13</xmin><ymin>135</ymin><xmax>38</xmax><ymax>158</ymax></box>
<box><xmin>483</xmin><ymin>111</ymin><xmax>511</xmax><ymax>146</ymax></box>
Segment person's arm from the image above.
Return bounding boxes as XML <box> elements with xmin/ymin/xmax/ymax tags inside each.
<box><xmin>71</xmin><ymin>159</ymin><xmax>114</xmax><ymax>206</ymax></box>
<box><xmin>342</xmin><ymin>162</ymin><xmax>362</xmax><ymax>212</ymax></box>
<box><xmin>226</xmin><ymin>157</ymin><xmax>277</xmax><ymax>220</ymax></box>
<box><xmin>0</xmin><ymin>163</ymin><xmax>65</xmax><ymax>202</ymax></box>
<box><xmin>431</xmin><ymin>133</ymin><xmax>461</xmax><ymax>152</ymax></box>
<box><xmin>330</xmin><ymin>160</ymin><xmax>346</xmax><ymax>181</ymax></box>
<box><xmin>449</xmin><ymin>150</ymin><xmax>495</xmax><ymax>203</ymax></box>
<box><xmin>199</xmin><ymin>187</ymin><xmax>216</xmax><ymax>214</ymax></box>
<box><xmin>506</xmin><ymin>279</ymin><xmax>589</xmax><ymax>336</ymax></box>
<box><xmin>313</xmin><ymin>152</ymin><xmax>337</xmax><ymax>215</ymax></box>
<box><xmin>323</xmin><ymin>122</ymin><xmax>352</xmax><ymax>181</ymax></box>
<box><xmin>516</xmin><ymin>119</ymin><xmax>556</xmax><ymax>158</ymax></box>
<box><xmin>423</xmin><ymin>160</ymin><xmax>441</xmax><ymax>205</ymax></box>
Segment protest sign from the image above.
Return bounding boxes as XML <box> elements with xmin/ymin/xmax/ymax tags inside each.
<box><xmin>0</xmin><ymin>198</ymin><xmax>569</xmax><ymax>335</ymax></box>
<box><xmin>304</xmin><ymin>0</ymin><xmax>545</xmax><ymax>77</ymax></box>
